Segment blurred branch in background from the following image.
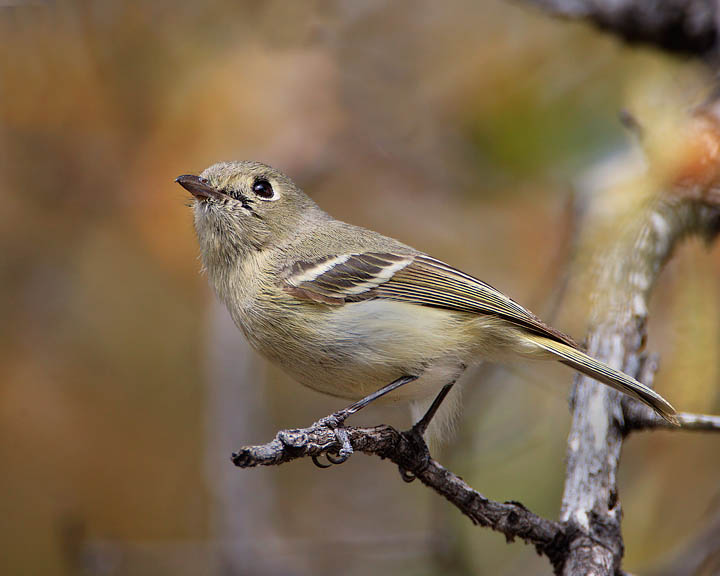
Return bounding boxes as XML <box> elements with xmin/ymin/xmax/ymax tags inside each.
<box><xmin>205</xmin><ymin>299</ymin><xmax>294</xmax><ymax>576</ymax></box>
<box><xmin>523</xmin><ymin>0</ymin><xmax>720</xmax><ymax>56</ymax></box>
<box><xmin>651</xmin><ymin>506</ymin><xmax>720</xmax><ymax>576</ymax></box>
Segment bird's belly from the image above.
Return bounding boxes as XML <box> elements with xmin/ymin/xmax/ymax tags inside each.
<box><xmin>254</xmin><ymin>299</ymin><xmax>474</xmax><ymax>404</ymax></box>
<box><xmin>296</xmin><ymin>355</ymin><xmax>465</xmax><ymax>404</ymax></box>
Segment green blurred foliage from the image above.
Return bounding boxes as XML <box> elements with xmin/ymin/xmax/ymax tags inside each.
<box><xmin>0</xmin><ymin>1</ymin><xmax>718</xmax><ymax>575</ymax></box>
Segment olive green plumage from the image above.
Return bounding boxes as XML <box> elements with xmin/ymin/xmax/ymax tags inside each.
<box><xmin>177</xmin><ymin>160</ymin><xmax>678</xmax><ymax>442</ymax></box>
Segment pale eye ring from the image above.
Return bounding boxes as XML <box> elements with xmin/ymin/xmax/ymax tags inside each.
<box><xmin>252</xmin><ymin>179</ymin><xmax>277</xmax><ymax>201</ymax></box>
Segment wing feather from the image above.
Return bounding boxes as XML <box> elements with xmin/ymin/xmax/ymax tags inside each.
<box><xmin>283</xmin><ymin>253</ymin><xmax>413</xmax><ymax>304</ymax></box>
<box><xmin>281</xmin><ymin>252</ymin><xmax>577</xmax><ymax>347</ymax></box>
<box><xmin>378</xmin><ymin>256</ymin><xmax>577</xmax><ymax>347</ymax></box>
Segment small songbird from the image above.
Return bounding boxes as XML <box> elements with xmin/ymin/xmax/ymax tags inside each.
<box><xmin>176</xmin><ymin>161</ymin><xmax>677</xmax><ymax>451</ymax></box>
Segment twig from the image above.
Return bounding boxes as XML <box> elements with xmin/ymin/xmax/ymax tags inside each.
<box><xmin>232</xmin><ymin>419</ymin><xmax>569</xmax><ymax>569</ymax></box>
<box><xmin>625</xmin><ymin>405</ymin><xmax>720</xmax><ymax>432</ymax></box>
<box><xmin>621</xmin><ymin>353</ymin><xmax>720</xmax><ymax>432</ymax></box>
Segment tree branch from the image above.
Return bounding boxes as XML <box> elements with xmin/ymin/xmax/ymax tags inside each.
<box><xmin>522</xmin><ymin>0</ymin><xmax>719</xmax><ymax>56</ymax></box>
<box><xmin>232</xmin><ymin>419</ymin><xmax>569</xmax><ymax>569</ymax></box>
<box><xmin>621</xmin><ymin>354</ymin><xmax>720</xmax><ymax>432</ymax></box>
<box><xmin>558</xmin><ymin>191</ymin><xmax>720</xmax><ymax>574</ymax></box>
<box><xmin>625</xmin><ymin>404</ymin><xmax>720</xmax><ymax>432</ymax></box>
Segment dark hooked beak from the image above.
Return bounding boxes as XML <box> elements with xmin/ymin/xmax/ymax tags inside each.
<box><xmin>175</xmin><ymin>174</ymin><xmax>226</xmax><ymax>201</ymax></box>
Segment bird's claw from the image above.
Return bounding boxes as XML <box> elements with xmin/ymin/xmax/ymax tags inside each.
<box><xmin>395</xmin><ymin>425</ymin><xmax>431</xmax><ymax>483</ymax></box>
<box><xmin>312</xmin><ymin>412</ymin><xmax>354</xmax><ymax>468</ymax></box>
<box><xmin>326</xmin><ymin>451</ymin><xmax>351</xmax><ymax>465</ymax></box>
<box><xmin>311</xmin><ymin>455</ymin><xmax>332</xmax><ymax>469</ymax></box>
<box><xmin>398</xmin><ymin>466</ymin><xmax>417</xmax><ymax>483</ymax></box>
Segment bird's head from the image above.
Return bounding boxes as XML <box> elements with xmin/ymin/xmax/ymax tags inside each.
<box><xmin>176</xmin><ymin>161</ymin><xmax>320</xmax><ymax>266</ymax></box>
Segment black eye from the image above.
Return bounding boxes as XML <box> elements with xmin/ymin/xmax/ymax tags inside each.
<box><xmin>252</xmin><ymin>179</ymin><xmax>275</xmax><ymax>200</ymax></box>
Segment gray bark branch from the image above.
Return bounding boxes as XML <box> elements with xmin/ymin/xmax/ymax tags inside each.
<box><xmin>621</xmin><ymin>353</ymin><xmax>720</xmax><ymax>432</ymax></box>
<box><xmin>232</xmin><ymin>420</ymin><xmax>569</xmax><ymax>570</ymax></box>
<box><xmin>625</xmin><ymin>405</ymin><xmax>720</xmax><ymax>432</ymax></box>
<box><xmin>559</xmin><ymin>194</ymin><xmax>720</xmax><ymax>575</ymax></box>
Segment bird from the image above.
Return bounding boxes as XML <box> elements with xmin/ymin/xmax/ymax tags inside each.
<box><xmin>176</xmin><ymin>161</ymin><xmax>677</xmax><ymax>458</ymax></box>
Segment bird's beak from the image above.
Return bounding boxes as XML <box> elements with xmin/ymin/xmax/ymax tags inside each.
<box><xmin>175</xmin><ymin>174</ymin><xmax>226</xmax><ymax>201</ymax></box>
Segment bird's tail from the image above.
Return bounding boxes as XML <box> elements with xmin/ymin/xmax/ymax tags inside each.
<box><xmin>525</xmin><ymin>334</ymin><xmax>678</xmax><ymax>425</ymax></box>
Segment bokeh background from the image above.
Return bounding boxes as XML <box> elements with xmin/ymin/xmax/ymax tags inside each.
<box><xmin>2</xmin><ymin>1</ymin><xmax>719</xmax><ymax>575</ymax></box>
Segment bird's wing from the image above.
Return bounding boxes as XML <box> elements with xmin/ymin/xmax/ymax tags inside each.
<box><xmin>281</xmin><ymin>252</ymin><xmax>577</xmax><ymax>347</ymax></box>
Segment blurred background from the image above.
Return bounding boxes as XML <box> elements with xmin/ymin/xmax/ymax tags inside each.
<box><xmin>1</xmin><ymin>1</ymin><xmax>719</xmax><ymax>575</ymax></box>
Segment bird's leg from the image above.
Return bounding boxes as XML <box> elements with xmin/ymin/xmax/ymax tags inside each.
<box><xmin>412</xmin><ymin>381</ymin><xmax>455</xmax><ymax>437</ymax></box>
<box><xmin>398</xmin><ymin>379</ymin><xmax>457</xmax><ymax>482</ymax></box>
<box><xmin>332</xmin><ymin>374</ymin><xmax>419</xmax><ymax>422</ymax></box>
<box><xmin>312</xmin><ymin>375</ymin><xmax>418</xmax><ymax>468</ymax></box>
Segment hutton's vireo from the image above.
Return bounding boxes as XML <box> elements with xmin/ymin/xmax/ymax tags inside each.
<box><xmin>176</xmin><ymin>161</ymin><xmax>677</xmax><ymax>446</ymax></box>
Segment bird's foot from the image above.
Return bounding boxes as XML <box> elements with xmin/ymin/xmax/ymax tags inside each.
<box><xmin>311</xmin><ymin>412</ymin><xmax>354</xmax><ymax>468</ymax></box>
<box><xmin>397</xmin><ymin>423</ymin><xmax>431</xmax><ymax>482</ymax></box>
<box><xmin>395</xmin><ymin>382</ymin><xmax>455</xmax><ymax>481</ymax></box>
<box><xmin>307</xmin><ymin>376</ymin><xmax>421</xmax><ymax>469</ymax></box>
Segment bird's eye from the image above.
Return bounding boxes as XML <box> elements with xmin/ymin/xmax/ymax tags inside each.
<box><xmin>252</xmin><ymin>179</ymin><xmax>276</xmax><ymax>201</ymax></box>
